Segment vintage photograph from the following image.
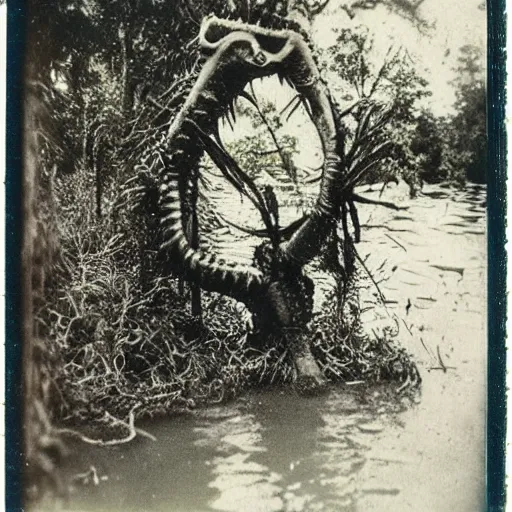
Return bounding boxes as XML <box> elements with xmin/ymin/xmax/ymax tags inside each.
<box><xmin>20</xmin><ymin>0</ymin><xmax>487</xmax><ymax>510</ymax></box>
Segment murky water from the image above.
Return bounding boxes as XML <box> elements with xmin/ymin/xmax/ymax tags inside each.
<box><xmin>64</xmin><ymin>183</ymin><xmax>487</xmax><ymax>512</ymax></box>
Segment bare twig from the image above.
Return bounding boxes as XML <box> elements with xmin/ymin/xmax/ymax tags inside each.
<box><xmin>353</xmin><ymin>246</ymin><xmax>386</xmax><ymax>304</ymax></box>
<box><xmin>436</xmin><ymin>345</ymin><xmax>447</xmax><ymax>373</ymax></box>
<box><xmin>351</xmin><ymin>193</ymin><xmax>407</xmax><ymax>211</ymax></box>
<box><xmin>55</xmin><ymin>405</ymin><xmax>155</xmax><ymax>445</ymax></box>
<box><xmin>385</xmin><ymin>233</ymin><xmax>407</xmax><ymax>252</ymax></box>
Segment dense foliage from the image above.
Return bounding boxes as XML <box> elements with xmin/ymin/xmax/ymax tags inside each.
<box><xmin>25</xmin><ymin>2</ymin><xmax>484</xmax><ymax>489</ymax></box>
<box><xmin>322</xmin><ymin>27</ymin><xmax>486</xmax><ymax>193</ymax></box>
<box><xmin>443</xmin><ymin>45</ymin><xmax>487</xmax><ymax>184</ymax></box>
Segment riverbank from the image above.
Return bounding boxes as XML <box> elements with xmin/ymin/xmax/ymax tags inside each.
<box><xmin>62</xmin><ymin>182</ymin><xmax>487</xmax><ymax>512</ymax></box>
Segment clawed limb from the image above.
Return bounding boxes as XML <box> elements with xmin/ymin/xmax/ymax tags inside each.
<box><xmin>259</xmin><ymin>274</ymin><xmax>327</xmax><ymax>394</ymax></box>
<box><xmin>292</xmin><ymin>334</ymin><xmax>328</xmax><ymax>394</ymax></box>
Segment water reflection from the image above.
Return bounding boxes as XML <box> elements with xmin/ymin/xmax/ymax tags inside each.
<box><xmin>189</xmin><ymin>387</ymin><xmax>412</xmax><ymax>512</ymax></box>
<box><xmin>196</xmin><ymin>393</ymin><xmax>328</xmax><ymax>512</ymax></box>
<box><xmin>193</xmin><ymin>409</ymin><xmax>282</xmax><ymax>512</ymax></box>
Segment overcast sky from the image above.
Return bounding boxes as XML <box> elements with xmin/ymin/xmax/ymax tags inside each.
<box><xmin>313</xmin><ymin>0</ymin><xmax>486</xmax><ymax>115</ymax></box>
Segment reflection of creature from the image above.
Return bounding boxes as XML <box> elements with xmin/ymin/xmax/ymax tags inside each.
<box><xmin>200</xmin><ymin>393</ymin><xmax>328</xmax><ymax>512</ymax></box>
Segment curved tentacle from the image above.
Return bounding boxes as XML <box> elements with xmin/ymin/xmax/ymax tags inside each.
<box><xmin>159</xmin><ymin>32</ymin><xmax>271</xmax><ymax>301</ymax></box>
<box><xmin>278</xmin><ymin>39</ymin><xmax>346</xmax><ymax>265</ymax></box>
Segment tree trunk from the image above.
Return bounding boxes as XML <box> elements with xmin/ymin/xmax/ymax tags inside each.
<box><xmin>189</xmin><ymin>174</ymin><xmax>202</xmax><ymax>318</ymax></box>
<box><xmin>23</xmin><ymin>82</ymin><xmax>67</xmax><ymax>507</ymax></box>
<box><xmin>120</xmin><ymin>21</ymin><xmax>135</xmax><ymax>116</ymax></box>
<box><xmin>190</xmin><ymin>208</ymin><xmax>203</xmax><ymax>318</ymax></box>
<box><xmin>93</xmin><ymin>124</ymin><xmax>103</xmax><ymax>218</ymax></box>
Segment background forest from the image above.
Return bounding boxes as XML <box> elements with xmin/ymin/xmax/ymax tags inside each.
<box><xmin>22</xmin><ymin>0</ymin><xmax>487</xmax><ymax>504</ymax></box>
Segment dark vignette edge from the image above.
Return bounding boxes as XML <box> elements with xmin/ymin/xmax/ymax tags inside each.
<box><xmin>6</xmin><ymin>2</ymin><xmax>25</xmax><ymax>511</ymax></box>
<box><xmin>487</xmin><ymin>0</ymin><xmax>507</xmax><ymax>510</ymax></box>
<box><xmin>3</xmin><ymin>1</ymin><xmax>508</xmax><ymax>511</ymax></box>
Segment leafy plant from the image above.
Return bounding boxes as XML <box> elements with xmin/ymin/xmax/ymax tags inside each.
<box><xmin>325</xmin><ymin>24</ymin><xmax>433</xmax><ymax>195</ymax></box>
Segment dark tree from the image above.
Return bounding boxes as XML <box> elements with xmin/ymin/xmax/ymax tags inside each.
<box><xmin>450</xmin><ymin>45</ymin><xmax>487</xmax><ymax>184</ymax></box>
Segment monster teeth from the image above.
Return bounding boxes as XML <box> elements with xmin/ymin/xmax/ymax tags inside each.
<box><xmin>161</xmin><ymin>229</ymin><xmax>183</xmax><ymax>251</ymax></box>
<box><xmin>177</xmin><ymin>237</ymin><xmax>189</xmax><ymax>253</ymax></box>
<box><xmin>162</xmin><ymin>210</ymin><xmax>181</xmax><ymax>222</ymax></box>
<box><xmin>223</xmin><ymin>111</ymin><xmax>234</xmax><ymax>131</ymax></box>
<box><xmin>200</xmin><ymin>90</ymin><xmax>217</xmax><ymax>103</ymax></box>
<box><xmin>162</xmin><ymin>172</ymin><xmax>180</xmax><ymax>182</ymax></box>
<box><xmin>160</xmin><ymin>201</ymin><xmax>181</xmax><ymax>213</ymax></box>
<box><xmin>162</xmin><ymin>190</ymin><xmax>180</xmax><ymax>202</ymax></box>
<box><xmin>182</xmin><ymin>117</ymin><xmax>196</xmax><ymax>128</ymax></box>
<box><xmin>183</xmin><ymin>248</ymin><xmax>195</xmax><ymax>261</ymax></box>
<box><xmin>228</xmin><ymin>100</ymin><xmax>236</xmax><ymax>124</ymax></box>
<box><xmin>161</xmin><ymin>222</ymin><xmax>181</xmax><ymax>236</ymax></box>
<box><xmin>189</xmin><ymin>252</ymin><xmax>201</xmax><ymax>268</ymax></box>
<box><xmin>202</xmin><ymin>253</ymin><xmax>216</xmax><ymax>265</ymax></box>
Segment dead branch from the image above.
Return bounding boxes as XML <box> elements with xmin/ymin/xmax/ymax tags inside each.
<box><xmin>351</xmin><ymin>192</ymin><xmax>408</xmax><ymax>210</ymax></box>
<box><xmin>55</xmin><ymin>405</ymin><xmax>155</xmax><ymax>446</ymax></box>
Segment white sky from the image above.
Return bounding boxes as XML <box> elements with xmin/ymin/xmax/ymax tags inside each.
<box><xmin>221</xmin><ymin>0</ymin><xmax>487</xmax><ymax>169</ymax></box>
<box><xmin>313</xmin><ymin>0</ymin><xmax>487</xmax><ymax>115</ymax></box>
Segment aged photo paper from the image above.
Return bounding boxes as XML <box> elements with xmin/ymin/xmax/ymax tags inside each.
<box><xmin>9</xmin><ymin>0</ymin><xmax>497</xmax><ymax>511</ymax></box>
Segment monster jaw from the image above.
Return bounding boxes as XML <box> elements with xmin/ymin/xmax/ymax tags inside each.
<box><xmin>197</xmin><ymin>15</ymin><xmax>342</xmax><ymax>214</ymax></box>
<box><xmin>160</xmin><ymin>16</ymin><xmax>345</xmax><ymax>302</ymax></box>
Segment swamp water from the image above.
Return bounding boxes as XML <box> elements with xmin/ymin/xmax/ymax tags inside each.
<box><xmin>65</xmin><ymin>183</ymin><xmax>487</xmax><ymax>512</ymax></box>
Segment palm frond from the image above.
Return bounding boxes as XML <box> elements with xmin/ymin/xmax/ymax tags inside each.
<box><xmin>191</xmin><ymin>121</ymin><xmax>276</xmax><ymax>237</ymax></box>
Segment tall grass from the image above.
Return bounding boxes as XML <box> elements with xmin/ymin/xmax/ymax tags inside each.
<box><xmin>36</xmin><ymin>153</ymin><xmax>420</xmax><ymax>442</ymax></box>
